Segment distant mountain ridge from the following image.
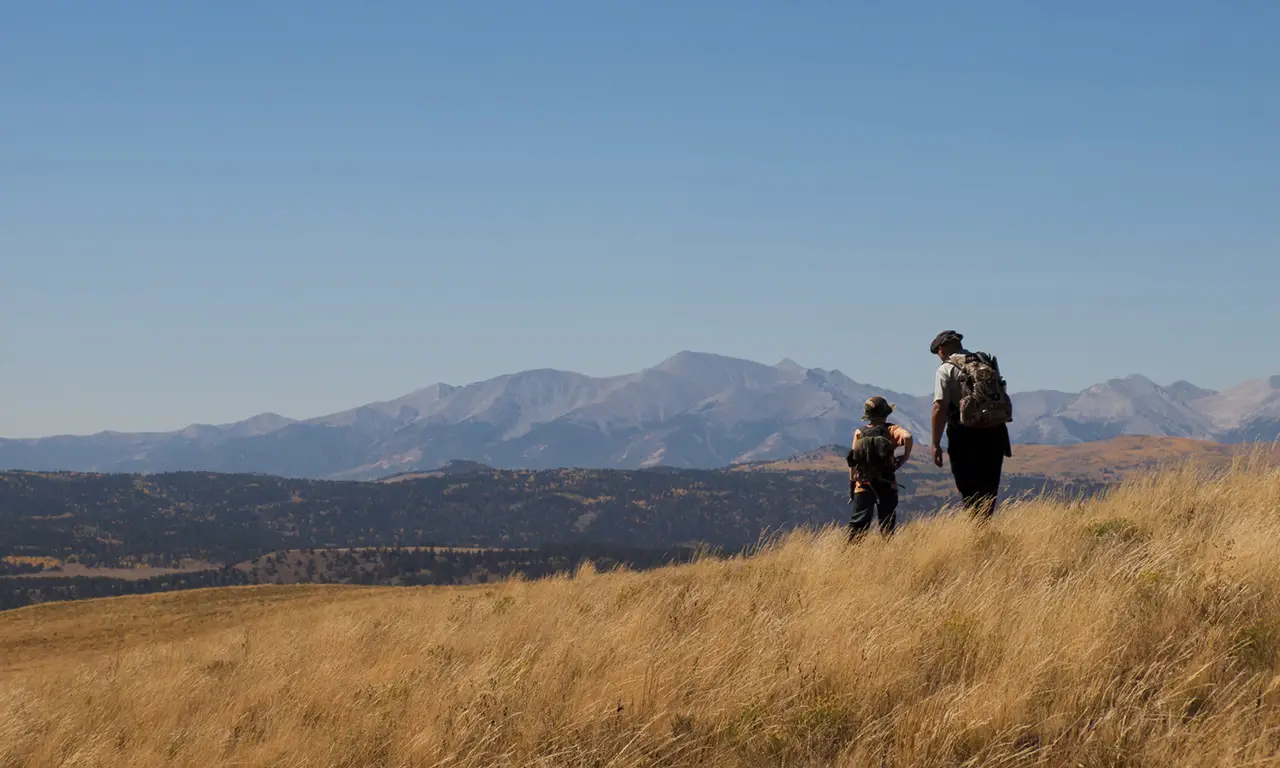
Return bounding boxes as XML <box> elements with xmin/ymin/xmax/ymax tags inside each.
<box><xmin>2</xmin><ymin>352</ymin><xmax>1278</xmax><ymax>480</ymax></box>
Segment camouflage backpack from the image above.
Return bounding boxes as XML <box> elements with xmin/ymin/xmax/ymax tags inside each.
<box><xmin>846</xmin><ymin>423</ymin><xmax>898</xmax><ymax>485</ymax></box>
<box><xmin>948</xmin><ymin>352</ymin><xmax>1014</xmax><ymax>428</ymax></box>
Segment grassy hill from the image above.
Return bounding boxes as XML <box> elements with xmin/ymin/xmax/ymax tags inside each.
<box><xmin>3</xmin><ymin>457</ymin><xmax>1279</xmax><ymax>765</ymax></box>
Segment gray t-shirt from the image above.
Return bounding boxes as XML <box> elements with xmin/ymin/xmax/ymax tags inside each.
<box><xmin>933</xmin><ymin>349</ymin><xmax>969</xmax><ymax>422</ymax></box>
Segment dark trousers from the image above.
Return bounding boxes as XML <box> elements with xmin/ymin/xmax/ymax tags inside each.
<box><xmin>849</xmin><ymin>480</ymin><xmax>898</xmax><ymax>539</ymax></box>
<box><xmin>947</xmin><ymin>425</ymin><xmax>1009</xmax><ymax>518</ymax></box>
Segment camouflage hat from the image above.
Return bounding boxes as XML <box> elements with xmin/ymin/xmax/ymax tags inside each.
<box><xmin>929</xmin><ymin>329</ymin><xmax>963</xmax><ymax>354</ymax></box>
<box><xmin>863</xmin><ymin>396</ymin><xmax>894</xmax><ymax>420</ymax></box>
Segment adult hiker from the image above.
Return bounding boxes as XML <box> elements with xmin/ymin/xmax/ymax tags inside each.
<box><xmin>846</xmin><ymin>396</ymin><xmax>913</xmax><ymax>539</ymax></box>
<box><xmin>929</xmin><ymin>330</ymin><xmax>1013</xmax><ymax>518</ymax></box>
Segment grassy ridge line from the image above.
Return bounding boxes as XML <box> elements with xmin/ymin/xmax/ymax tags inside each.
<box><xmin>3</xmin><ymin>458</ymin><xmax>1280</xmax><ymax>765</ymax></box>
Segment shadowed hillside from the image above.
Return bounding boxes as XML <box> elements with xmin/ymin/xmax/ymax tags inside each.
<box><xmin>3</xmin><ymin>458</ymin><xmax>1279</xmax><ymax>765</ymax></box>
<box><xmin>0</xmin><ymin>460</ymin><xmax>1111</xmax><ymax>572</ymax></box>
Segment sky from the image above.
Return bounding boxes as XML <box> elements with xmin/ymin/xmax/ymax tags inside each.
<box><xmin>2</xmin><ymin>1</ymin><xmax>1278</xmax><ymax>437</ymax></box>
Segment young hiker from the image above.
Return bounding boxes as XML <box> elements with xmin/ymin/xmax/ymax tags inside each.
<box><xmin>846</xmin><ymin>396</ymin><xmax>912</xmax><ymax>540</ymax></box>
<box><xmin>929</xmin><ymin>330</ymin><xmax>1013</xmax><ymax>518</ymax></box>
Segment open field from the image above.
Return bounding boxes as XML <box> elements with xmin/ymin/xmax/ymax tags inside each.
<box><xmin>4</xmin><ymin>456</ymin><xmax>1280</xmax><ymax>766</ymax></box>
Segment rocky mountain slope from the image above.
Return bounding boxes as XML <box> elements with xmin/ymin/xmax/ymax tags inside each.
<box><xmin>2</xmin><ymin>352</ymin><xmax>1277</xmax><ymax>479</ymax></box>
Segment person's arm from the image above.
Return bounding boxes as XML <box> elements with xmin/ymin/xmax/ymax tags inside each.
<box><xmin>932</xmin><ymin>366</ymin><xmax>949</xmax><ymax>467</ymax></box>
<box><xmin>931</xmin><ymin>403</ymin><xmax>946</xmax><ymax>467</ymax></box>
<box><xmin>893</xmin><ymin>425</ymin><xmax>913</xmax><ymax>468</ymax></box>
<box><xmin>847</xmin><ymin>430</ymin><xmax>862</xmax><ymax>499</ymax></box>
<box><xmin>849</xmin><ymin>429</ymin><xmax>861</xmax><ymax>482</ymax></box>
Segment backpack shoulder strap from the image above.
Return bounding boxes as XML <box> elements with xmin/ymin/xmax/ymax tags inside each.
<box><xmin>947</xmin><ymin>354</ymin><xmax>973</xmax><ymax>378</ymax></box>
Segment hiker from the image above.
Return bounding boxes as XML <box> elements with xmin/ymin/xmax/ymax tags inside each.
<box><xmin>846</xmin><ymin>396</ymin><xmax>912</xmax><ymax>539</ymax></box>
<box><xmin>929</xmin><ymin>330</ymin><xmax>1013</xmax><ymax>518</ymax></box>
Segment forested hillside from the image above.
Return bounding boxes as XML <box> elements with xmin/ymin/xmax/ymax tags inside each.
<box><xmin>1</xmin><ymin>464</ymin><xmax>1104</xmax><ymax>567</ymax></box>
<box><xmin>0</xmin><ymin>462</ymin><xmax>1107</xmax><ymax>609</ymax></box>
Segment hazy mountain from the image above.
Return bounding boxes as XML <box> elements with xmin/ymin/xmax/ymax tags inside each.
<box><xmin>328</xmin><ymin>355</ymin><xmax>932</xmax><ymax>478</ymax></box>
<box><xmin>1190</xmin><ymin>376</ymin><xmax>1280</xmax><ymax>443</ymax></box>
<box><xmin>1007</xmin><ymin>390</ymin><xmax>1078</xmax><ymax>442</ymax></box>
<box><xmin>1165</xmin><ymin>381</ymin><xmax>1218</xmax><ymax>404</ymax></box>
<box><xmin>0</xmin><ymin>352</ymin><xmax>1274</xmax><ymax>478</ymax></box>
<box><xmin>1021</xmin><ymin>375</ymin><xmax>1215</xmax><ymax>443</ymax></box>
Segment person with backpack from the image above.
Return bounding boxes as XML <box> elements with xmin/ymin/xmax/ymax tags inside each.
<box><xmin>846</xmin><ymin>396</ymin><xmax>913</xmax><ymax>540</ymax></box>
<box><xmin>929</xmin><ymin>330</ymin><xmax>1013</xmax><ymax>518</ymax></box>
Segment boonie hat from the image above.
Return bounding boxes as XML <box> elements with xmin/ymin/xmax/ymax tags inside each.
<box><xmin>863</xmin><ymin>396</ymin><xmax>894</xmax><ymax>420</ymax></box>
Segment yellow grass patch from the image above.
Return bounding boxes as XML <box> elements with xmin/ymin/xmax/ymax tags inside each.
<box><xmin>2</xmin><ymin>556</ymin><xmax>63</xmax><ymax>569</ymax></box>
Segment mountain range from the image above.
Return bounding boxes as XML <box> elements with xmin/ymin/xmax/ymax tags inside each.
<box><xmin>3</xmin><ymin>351</ymin><xmax>1278</xmax><ymax>480</ymax></box>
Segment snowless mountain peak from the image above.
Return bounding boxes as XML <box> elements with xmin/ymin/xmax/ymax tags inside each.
<box><xmin>2</xmin><ymin>353</ymin><xmax>1280</xmax><ymax>479</ymax></box>
<box><xmin>1165</xmin><ymin>380</ymin><xmax>1218</xmax><ymax>404</ymax></box>
<box><xmin>773</xmin><ymin>358</ymin><xmax>808</xmax><ymax>375</ymax></box>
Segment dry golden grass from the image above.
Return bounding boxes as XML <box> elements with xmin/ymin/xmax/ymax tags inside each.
<box><xmin>0</xmin><ymin>585</ymin><xmax>379</xmax><ymax>678</ymax></box>
<box><xmin>4</xmin><ymin>457</ymin><xmax>1280</xmax><ymax>766</ymax></box>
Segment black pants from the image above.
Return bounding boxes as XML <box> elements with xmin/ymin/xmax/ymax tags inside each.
<box><xmin>849</xmin><ymin>480</ymin><xmax>898</xmax><ymax>539</ymax></box>
<box><xmin>947</xmin><ymin>426</ymin><xmax>1009</xmax><ymax>518</ymax></box>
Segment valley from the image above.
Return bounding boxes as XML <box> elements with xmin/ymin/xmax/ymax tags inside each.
<box><xmin>2</xmin><ymin>435</ymin><xmax>1252</xmax><ymax>610</ymax></box>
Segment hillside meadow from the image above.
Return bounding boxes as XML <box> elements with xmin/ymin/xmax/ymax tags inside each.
<box><xmin>3</xmin><ymin>456</ymin><xmax>1280</xmax><ymax>766</ymax></box>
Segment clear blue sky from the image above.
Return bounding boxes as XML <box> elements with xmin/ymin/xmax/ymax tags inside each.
<box><xmin>3</xmin><ymin>2</ymin><xmax>1278</xmax><ymax>437</ymax></box>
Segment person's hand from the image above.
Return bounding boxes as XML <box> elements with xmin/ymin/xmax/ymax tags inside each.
<box><xmin>932</xmin><ymin>446</ymin><xmax>944</xmax><ymax>468</ymax></box>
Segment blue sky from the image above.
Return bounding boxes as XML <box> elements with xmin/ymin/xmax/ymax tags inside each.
<box><xmin>3</xmin><ymin>2</ymin><xmax>1277</xmax><ymax>437</ymax></box>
